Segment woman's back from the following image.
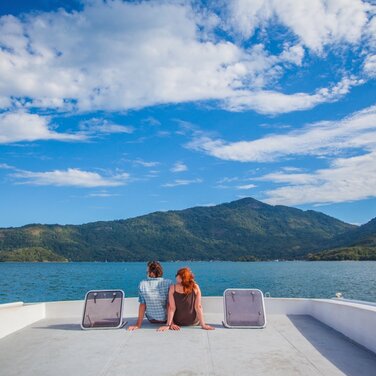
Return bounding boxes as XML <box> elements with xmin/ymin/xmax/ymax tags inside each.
<box><xmin>173</xmin><ymin>285</ymin><xmax>198</xmax><ymax>326</ymax></box>
<box><xmin>158</xmin><ymin>267</ymin><xmax>214</xmax><ymax>331</ymax></box>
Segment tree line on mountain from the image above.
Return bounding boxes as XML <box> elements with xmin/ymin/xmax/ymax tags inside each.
<box><xmin>0</xmin><ymin>198</ymin><xmax>374</xmax><ymax>262</ymax></box>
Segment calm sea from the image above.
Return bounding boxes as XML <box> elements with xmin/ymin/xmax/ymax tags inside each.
<box><xmin>1</xmin><ymin>261</ymin><xmax>375</xmax><ymax>304</ymax></box>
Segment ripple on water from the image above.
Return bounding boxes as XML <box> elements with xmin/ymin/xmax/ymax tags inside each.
<box><xmin>0</xmin><ymin>261</ymin><xmax>375</xmax><ymax>304</ymax></box>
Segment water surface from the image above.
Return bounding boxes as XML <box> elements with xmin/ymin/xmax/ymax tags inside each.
<box><xmin>1</xmin><ymin>261</ymin><xmax>375</xmax><ymax>303</ymax></box>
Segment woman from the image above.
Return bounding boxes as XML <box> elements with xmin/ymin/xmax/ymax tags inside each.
<box><xmin>158</xmin><ymin>267</ymin><xmax>214</xmax><ymax>331</ymax></box>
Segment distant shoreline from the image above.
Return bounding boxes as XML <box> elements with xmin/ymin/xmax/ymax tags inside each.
<box><xmin>1</xmin><ymin>259</ymin><xmax>375</xmax><ymax>263</ymax></box>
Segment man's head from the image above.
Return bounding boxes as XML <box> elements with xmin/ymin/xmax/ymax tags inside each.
<box><xmin>147</xmin><ymin>261</ymin><xmax>163</xmax><ymax>278</ymax></box>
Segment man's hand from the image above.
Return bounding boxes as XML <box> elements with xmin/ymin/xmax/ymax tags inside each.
<box><xmin>201</xmin><ymin>324</ymin><xmax>215</xmax><ymax>330</ymax></box>
<box><xmin>128</xmin><ymin>325</ymin><xmax>141</xmax><ymax>331</ymax></box>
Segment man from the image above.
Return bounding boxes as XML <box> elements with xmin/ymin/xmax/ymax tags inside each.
<box><xmin>128</xmin><ymin>261</ymin><xmax>172</xmax><ymax>330</ymax></box>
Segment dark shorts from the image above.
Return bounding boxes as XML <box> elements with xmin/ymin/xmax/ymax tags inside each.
<box><xmin>148</xmin><ymin>318</ymin><xmax>167</xmax><ymax>324</ymax></box>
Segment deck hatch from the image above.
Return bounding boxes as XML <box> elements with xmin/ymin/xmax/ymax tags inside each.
<box><xmin>223</xmin><ymin>288</ymin><xmax>266</xmax><ymax>328</ymax></box>
<box><xmin>81</xmin><ymin>289</ymin><xmax>125</xmax><ymax>329</ymax></box>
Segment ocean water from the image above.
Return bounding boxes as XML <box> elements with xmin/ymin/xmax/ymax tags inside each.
<box><xmin>0</xmin><ymin>261</ymin><xmax>375</xmax><ymax>304</ymax></box>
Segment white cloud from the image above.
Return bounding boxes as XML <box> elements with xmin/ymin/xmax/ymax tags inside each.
<box><xmin>198</xmin><ymin>203</ymin><xmax>216</xmax><ymax>207</ymax></box>
<box><xmin>236</xmin><ymin>184</ymin><xmax>256</xmax><ymax>190</ymax></box>
<box><xmin>133</xmin><ymin>159</ymin><xmax>160</xmax><ymax>167</ymax></box>
<box><xmin>12</xmin><ymin>168</ymin><xmax>130</xmax><ymax>187</ymax></box>
<box><xmin>364</xmin><ymin>12</ymin><xmax>376</xmax><ymax>50</ymax></box>
<box><xmin>0</xmin><ymin>2</ymin><xmax>242</xmax><ymax>111</ymax></box>
<box><xmin>170</xmin><ymin>162</ymin><xmax>188</xmax><ymax>173</ymax></box>
<box><xmin>162</xmin><ymin>178</ymin><xmax>203</xmax><ymax>187</ymax></box>
<box><xmin>0</xmin><ymin>111</ymin><xmax>85</xmax><ymax>143</ymax></box>
<box><xmin>88</xmin><ymin>191</ymin><xmax>121</xmax><ymax>197</ymax></box>
<box><xmin>188</xmin><ymin>105</ymin><xmax>376</xmax><ymax>162</ymax></box>
<box><xmin>0</xmin><ymin>0</ymin><xmax>368</xmax><ymax>116</ymax></box>
<box><xmin>224</xmin><ymin>76</ymin><xmax>363</xmax><ymax>114</ymax></box>
<box><xmin>227</xmin><ymin>0</ymin><xmax>371</xmax><ymax>53</ymax></box>
<box><xmin>217</xmin><ymin>177</ymin><xmax>239</xmax><ymax>183</ymax></box>
<box><xmin>142</xmin><ymin>117</ymin><xmax>161</xmax><ymax>126</ymax></box>
<box><xmin>281</xmin><ymin>167</ymin><xmax>304</xmax><ymax>172</ymax></box>
<box><xmin>279</xmin><ymin>44</ymin><xmax>305</xmax><ymax>66</ymax></box>
<box><xmin>189</xmin><ymin>104</ymin><xmax>376</xmax><ymax>204</ymax></box>
<box><xmin>0</xmin><ymin>163</ymin><xmax>14</xmax><ymax>169</ymax></box>
<box><xmin>363</xmin><ymin>54</ymin><xmax>376</xmax><ymax>78</ymax></box>
<box><xmin>262</xmin><ymin>151</ymin><xmax>376</xmax><ymax>205</ymax></box>
<box><xmin>0</xmin><ymin>96</ymin><xmax>12</xmax><ymax>108</ymax></box>
<box><xmin>257</xmin><ymin>172</ymin><xmax>318</xmax><ymax>185</ymax></box>
<box><xmin>79</xmin><ymin>118</ymin><xmax>133</xmax><ymax>134</ymax></box>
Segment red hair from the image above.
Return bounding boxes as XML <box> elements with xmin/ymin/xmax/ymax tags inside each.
<box><xmin>176</xmin><ymin>267</ymin><xmax>196</xmax><ymax>294</ymax></box>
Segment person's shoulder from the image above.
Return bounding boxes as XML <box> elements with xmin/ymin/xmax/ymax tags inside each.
<box><xmin>164</xmin><ymin>279</ymin><xmax>174</xmax><ymax>288</ymax></box>
<box><xmin>193</xmin><ymin>283</ymin><xmax>201</xmax><ymax>293</ymax></box>
<box><xmin>139</xmin><ymin>279</ymin><xmax>149</xmax><ymax>288</ymax></box>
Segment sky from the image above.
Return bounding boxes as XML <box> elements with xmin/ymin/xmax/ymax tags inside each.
<box><xmin>0</xmin><ymin>0</ymin><xmax>375</xmax><ymax>228</ymax></box>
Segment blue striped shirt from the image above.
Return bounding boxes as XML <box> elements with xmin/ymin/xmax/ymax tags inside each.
<box><xmin>138</xmin><ymin>277</ymin><xmax>173</xmax><ymax>321</ymax></box>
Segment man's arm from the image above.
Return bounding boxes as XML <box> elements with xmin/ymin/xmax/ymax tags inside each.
<box><xmin>128</xmin><ymin>303</ymin><xmax>146</xmax><ymax>331</ymax></box>
<box><xmin>158</xmin><ymin>285</ymin><xmax>179</xmax><ymax>331</ymax></box>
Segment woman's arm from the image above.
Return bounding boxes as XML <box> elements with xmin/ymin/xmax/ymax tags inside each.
<box><xmin>158</xmin><ymin>285</ymin><xmax>180</xmax><ymax>331</ymax></box>
<box><xmin>194</xmin><ymin>284</ymin><xmax>214</xmax><ymax>330</ymax></box>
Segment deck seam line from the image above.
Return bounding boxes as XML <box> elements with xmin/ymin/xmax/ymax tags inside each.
<box><xmin>99</xmin><ymin>330</ymin><xmax>133</xmax><ymax>376</ymax></box>
<box><xmin>273</xmin><ymin>325</ymin><xmax>325</xmax><ymax>376</ymax></box>
<box><xmin>204</xmin><ymin>331</ymin><xmax>216</xmax><ymax>376</ymax></box>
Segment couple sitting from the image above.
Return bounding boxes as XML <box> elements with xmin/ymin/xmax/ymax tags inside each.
<box><xmin>128</xmin><ymin>261</ymin><xmax>214</xmax><ymax>331</ymax></box>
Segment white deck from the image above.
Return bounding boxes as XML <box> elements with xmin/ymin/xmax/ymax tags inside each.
<box><xmin>1</xmin><ymin>298</ymin><xmax>376</xmax><ymax>375</ymax></box>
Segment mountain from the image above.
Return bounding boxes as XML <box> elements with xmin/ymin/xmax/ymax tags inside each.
<box><xmin>333</xmin><ymin>217</ymin><xmax>376</xmax><ymax>248</ymax></box>
<box><xmin>306</xmin><ymin>217</ymin><xmax>376</xmax><ymax>261</ymax></box>
<box><xmin>0</xmin><ymin>247</ymin><xmax>68</xmax><ymax>262</ymax></box>
<box><xmin>0</xmin><ymin>198</ymin><xmax>356</xmax><ymax>261</ymax></box>
<box><xmin>307</xmin><ymin>246</ymin><xmax>376</xmax><ymax>261</ymax></box>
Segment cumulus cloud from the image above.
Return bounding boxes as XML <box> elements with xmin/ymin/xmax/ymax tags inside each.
<box><xmin>0</xmin><ymin>111</ymin><xmax>85</xmax><ymax>143</ymax></box>
<box><xmin>0</xmin><ymin>96</ymin><xmax>12</xmax><ymax>108</ymax></box>
<box><xmin>224</xmin><ymin>76</ymin><xmax>363</xmax><ymax>114</ymax></box>
<box><xmin>0</xmin><ymin>2</ymin><xmax>242</xmax><ymax>111</ymax></box>
<box><xmin>170</xmin><ymin>162</ymin><xmax>188</xmax><ymax>173</ymax></box>
<box><xmin>363</xmin><ymin>54</ymin><xmax>376</xmax><ymax>78</ymax></box>
<box><xmin>162</xmin><ymin>178</ymin><xmax>203</xmax><ymax>187</ymax></box>
<box><xmin>188</xmin><ymin>104</ymin><xmax>376</xmax><ymax>204</ymax></box>
<box><xmin>187</xmin><ymin>105</ymin><xmax>376</xmax><ymax>162</ymax></box>
<box><xmin>12</xmin><ymin>168</ymin><xmax>130</xmax><ymax>187</ymax></box>
<box><xmin>226</xmin><ymin>0</ymin><xmax>371</xmax><ymax>53</ymax></box>
<box><xmin>0</xmin><ymin>0</ymin><xmax>370</xmax><ymax>116</ymax></box>
<box><xmin>262</xmin><ymin>152</ymin><xmax>376</xmax><ymax>205</ymax></box>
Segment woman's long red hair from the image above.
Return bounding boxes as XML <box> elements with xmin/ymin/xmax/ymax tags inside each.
<box><xmin>176</xmin><ymin>267</ymin><xmax>196</xmax><ymax>294</ymax></box>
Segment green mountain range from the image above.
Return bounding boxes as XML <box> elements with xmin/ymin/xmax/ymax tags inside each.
<box><xmin>0</xmin><ymin>247</ymin><xmax>68</xmax><ymax>262</ymax></box>
<box><xmin>306</xmin><ymin>217</ymin><xmax>376</xmax><ymax>261</ymax></box>
<box><xmin>0</xmin><ymin>197</ymin><xmax>374</xmax><ymax>261</ymax></box>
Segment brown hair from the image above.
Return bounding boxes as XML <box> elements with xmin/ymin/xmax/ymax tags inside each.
<box><xmin>176</xmin><ymin>267</ymin><xmax>196</xmax><ymax>294</ymax></box>
<box><xmin>147</xmin><ymin>261</ymin><xmax>163</xmax><ymax>278</ymax></box>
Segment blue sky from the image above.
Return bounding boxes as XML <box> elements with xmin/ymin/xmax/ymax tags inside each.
<box><xmin>0</xmin><ymin>0</ymin><xmax>375</xmax><ymax>227</ymax></box>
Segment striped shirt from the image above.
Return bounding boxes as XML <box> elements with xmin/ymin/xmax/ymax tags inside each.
<box><xmin>138</xmin><ymin>277</ymin><xmax>173</xmax><ymax>322</ymax></box>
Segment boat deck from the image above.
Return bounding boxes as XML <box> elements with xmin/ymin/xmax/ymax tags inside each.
<box><xmin>1</xmin><ymin>313</ymin><xmax>375</xmax><ymax>376</ymax></box>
